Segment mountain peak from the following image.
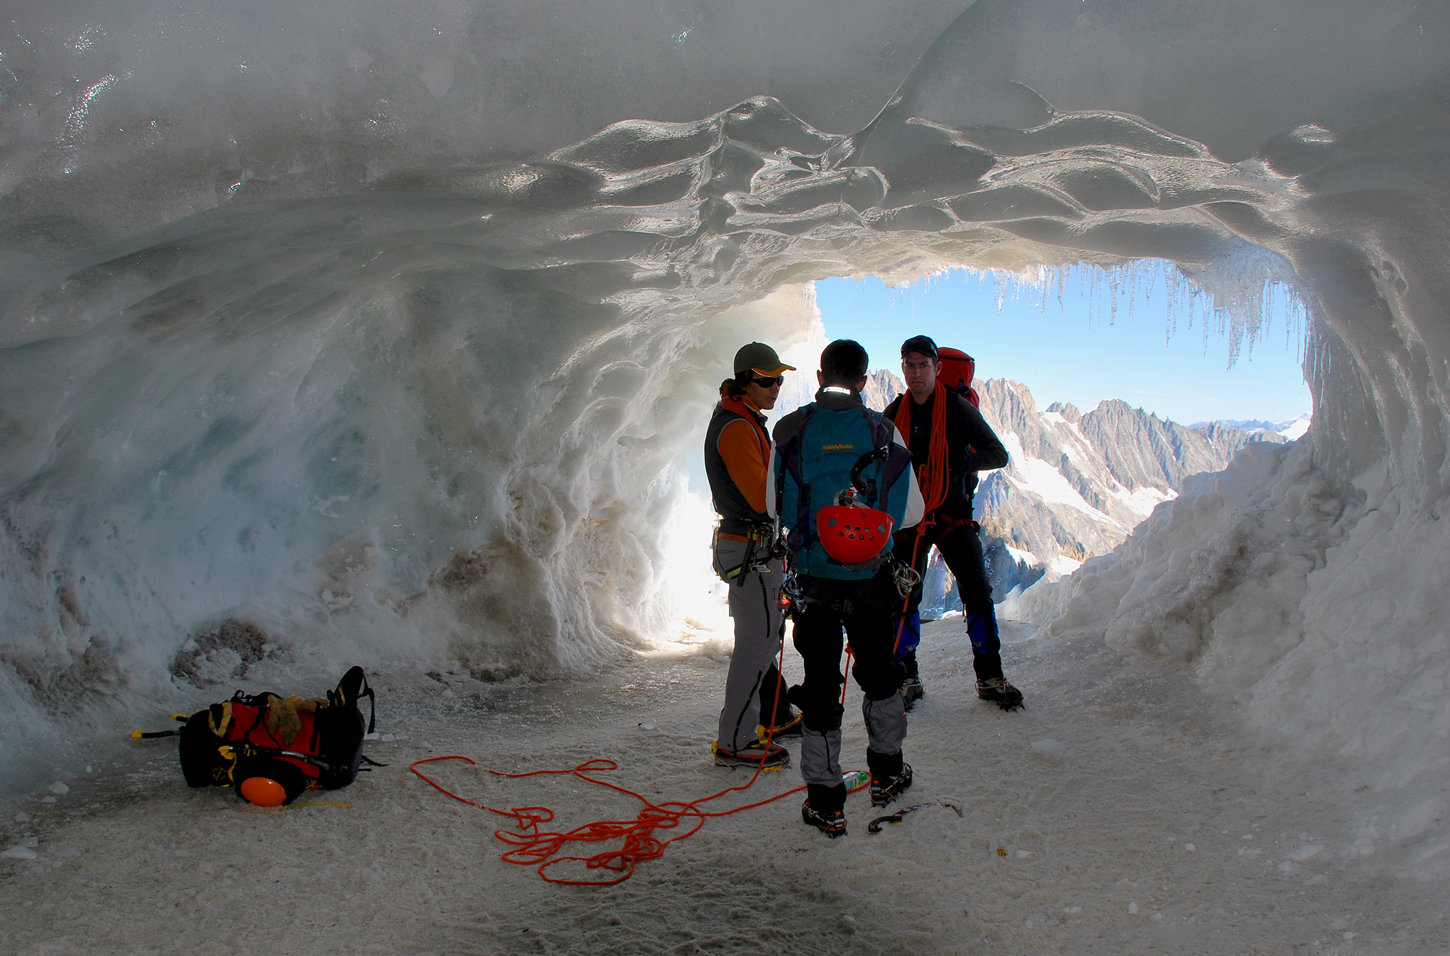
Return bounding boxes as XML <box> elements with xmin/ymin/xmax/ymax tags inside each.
<box><xmin>1045</xmin><ymin>401</ymin><xmax>1081</xmax><ymax>423</ymax></box>
<box><xmin>862</xmin><ymin>368</ymin><xmax>905</xmax><ymax>411</ymax></box>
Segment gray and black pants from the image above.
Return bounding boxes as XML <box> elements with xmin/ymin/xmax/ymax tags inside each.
<box><xmin>790</xmin><ymin>573</ymin><xmax>908</xmax><ymax>811</ymax></box>
<box><xmin>713</xmin><ymin>535</ymin><xmax>788</xmax><ymax>752</ymax></box>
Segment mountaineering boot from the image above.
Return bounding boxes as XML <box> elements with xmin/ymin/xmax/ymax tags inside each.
<box><xmin>759</xmin><ymin>709</ymin><xmax>804</xmax><ymax>740</ymax></box>
<box><xmin>713</xmin><ymin>739</ymin><xmax>790</xmax><ymax>769</ymax></box>
<box><xmin>801</xmin><ymin>781</ymin><xmax>848</xmax><ymax>837</ymax></box>
<box><xmin>977</xmin><ymin>678</ymin><xmax>1024</xmax><ymax>711</ymax></box>
<box><xmin>801</xmin><ymin>800</ymin><xmax>847</xmax><ymax>838</ymax></box>
<box><xmin>899</xmin><ymin>677</ymin><xmax>925</xmax><ymax>710</ymax></box>
<box><xmin>870</xmin><ymin>762</ymin><xmax>914</xmax><ymax>807</ymax></box>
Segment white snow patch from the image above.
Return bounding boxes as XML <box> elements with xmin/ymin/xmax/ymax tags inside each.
<box><xmin>1049</xmin><ymin>554</ymin><xmax>1083</xmax><ymax>576</ymax></box>
<box><xmin>1024</xmin><ymin>440</ymin><xmax>1450</xmax><ymax>876</ymax></box>
<box><xmin>0</xmin><ymin>614</ymin><xmax>1430</xmax><ymax>951</ymax></box>
<box><xmin>1278</xmin><ymin>414</ymin><xmax>1312</xmax><ymax>440</ymax></box>
<box><xmin>653</xmin><ymin>488</ymin><xmax>734</xmax><ymax>650</ymax></box>
<box><xmin>1001</xmin><ymin>432</ymin><xmax>1119</xmax><ymax>523</ymax></box>
<box><xmin>1006</xmin><ymin>545</ymin><xmax>1043</xmax><ymax>568</ymax></box>
<box><xmin>1112</xmin><ymin>484</ymin><xmax>1178</xmax><ymax>521</ymax></box>
<box><xmin>1031</xmin><ymin>739</ymin><xmax>1066</xmax><ymax>757</ymax></box>
<box><xmin>1034</xmin><ymin>414</ymin><xmax>1093</xmax><ymax>463</ymax></box>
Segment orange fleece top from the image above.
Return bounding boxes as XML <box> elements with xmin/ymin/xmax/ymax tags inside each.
<box><xmin>716</xmin><ymin>397</ymin><xmax>771</xmax><ymax>515</ymax></box>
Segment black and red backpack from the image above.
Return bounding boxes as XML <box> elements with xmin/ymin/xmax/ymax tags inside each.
<box><xmin>936</xmin><ymin>347</ymin><xmax>980</xmax><ymax>407</ymax></box>
<box><xmin>176</xmin><ymin>666</ymin><xmax>378</xmax><ymax>806</ymax></box>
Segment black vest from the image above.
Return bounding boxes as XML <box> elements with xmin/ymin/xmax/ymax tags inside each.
<box><xmin>704</xmin><ymin>402</ymin><xmax>772</xmax><ymax>535</ymax></box>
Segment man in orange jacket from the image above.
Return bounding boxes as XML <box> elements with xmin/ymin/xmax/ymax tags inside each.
<box><xmin>704</xmin><ymin>342</ymin><xmax>803</xmax><ymax>768</ymax></box>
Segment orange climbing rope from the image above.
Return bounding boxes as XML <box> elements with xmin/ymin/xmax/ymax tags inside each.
<box><xmin>890</xmin><ymin>382</ymin><xmax>948</xmax><ymax>658</ymax></box>
<box><xmin>411</xmin><ymin>752</ymin><xmax>812</xmax><ymax>886</ymax></box>
<box><xmin>892</xmin><ymin>380</ymin><xmax>950</xmax><ymax>515</ymax></box>
<box><xmin>411</xmin><ymin>633</ymin><xmax>867</xmax><ymax>886</ymax></box>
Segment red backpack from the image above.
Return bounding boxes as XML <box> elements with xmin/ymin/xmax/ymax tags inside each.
<box><xmin>176</xmin><ymin>666</ymin><xmax>378</xmax><ymax>806</ymax></box>
<box><xmin>936</xmin><ymin>347</ymin><xmax>980</xmax><ymax>407</ymax></box>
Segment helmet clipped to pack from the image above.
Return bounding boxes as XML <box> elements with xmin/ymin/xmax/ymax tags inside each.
<box><xmin>815</xmin><ymin>447</ymin><xmax>895</xmax><ymax>566</ymax></box>
<box><xmin>816</xmin><ymin>494</ymin><xmax>894</xmax><ymax>565</ymax></box>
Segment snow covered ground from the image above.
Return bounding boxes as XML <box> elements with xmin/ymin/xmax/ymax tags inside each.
<box><xmin>3</xmin><ymin>614</ymin><xmax>1442</xmax><ymax>955</ymax></box>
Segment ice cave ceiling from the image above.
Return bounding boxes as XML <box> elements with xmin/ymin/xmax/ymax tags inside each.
<box><xmin>0</xmin><ymin>0</ymin><xmax>1447</xmax><ymax>682</ymax></box>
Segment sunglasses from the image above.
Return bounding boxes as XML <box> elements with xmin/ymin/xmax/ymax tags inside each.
<box><xmin>749</xmin><ymin>374</ymin><xmax>785</xmax><ymax>388</ymax></box>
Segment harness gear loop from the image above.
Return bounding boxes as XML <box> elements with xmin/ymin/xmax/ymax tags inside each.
<box><xmin>890</xmin><ymin>554</ymin><xmax>922</xmax><ymax>599</ymax></box>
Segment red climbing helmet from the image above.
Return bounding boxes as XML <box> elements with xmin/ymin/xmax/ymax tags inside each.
<box><xmin>816</xmin><ymin>503</ymin><xmax>894</xmax><ymax>565</ymax></box>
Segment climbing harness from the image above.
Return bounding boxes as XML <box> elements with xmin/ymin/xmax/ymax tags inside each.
<box><xmin>717</xmin><ymin>522</ymin><xmax>787</xmax><ymax>584</ymax></box>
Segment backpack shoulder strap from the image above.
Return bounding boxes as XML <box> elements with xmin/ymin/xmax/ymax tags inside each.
<box><xmin>848</xmin><ymin>406</ymin><xmax>897</xmax><ymax>505</ymax></box>
<box><xmin>780</xmin><ymin>405</ymin><xmax>816</xmax><ymax>476</ymax></box>
<box><xmin>861</xmin><ymin>407</ymin><xmax>914</xmax><ymax>516</ymax></box>
<box><xmin>775</xmin><ymin>405</ymin><xmax>814</xmax><ymax>500</ymax></box>
<box><xmin>776</xmin><ymin>405</ymin><xmax>819</xmax><ymax>550</ymax></box>
<box><xmin>330</xmin><ymin>665</ymin><xmax>377</xmax><ymax>735</ymax></box>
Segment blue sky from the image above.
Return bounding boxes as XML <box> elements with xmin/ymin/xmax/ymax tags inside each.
<box><xmin>814</xmin><ymin>263</ymin><xmax>1312</xmax><ymax>425</ymax></box>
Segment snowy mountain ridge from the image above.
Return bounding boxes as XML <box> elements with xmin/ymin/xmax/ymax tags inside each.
<box><xmin>972</xmin><ymin>381</ymin><xmax>1287</xmax><ymax>595</ymax></box>
<box><xmin>804</xmin><ymin>372</ymin><xmax>1287</xmax><ymax>600</ymax></box>
<box><xmin>1190</xmin><ymin>413</ymin><xmax>1312</xmax><ymax>441</ymax></box>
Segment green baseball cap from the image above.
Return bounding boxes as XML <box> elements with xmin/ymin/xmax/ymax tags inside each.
<box><xmin>733</xmin><ymin>342</ymin><xmax>796</xmax><ymax>376</ymax></box>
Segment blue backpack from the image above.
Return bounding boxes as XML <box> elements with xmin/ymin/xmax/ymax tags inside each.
<box><xmin>776</xmin><ymin>403</ymin><xmax>914</xmax><ymax>580</ymax></box>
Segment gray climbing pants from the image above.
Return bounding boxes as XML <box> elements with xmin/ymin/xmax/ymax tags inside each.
<box><xmin>713</xmin><ymin>535</ymin><xmax>786</xmax><ymax>751</ymax></box>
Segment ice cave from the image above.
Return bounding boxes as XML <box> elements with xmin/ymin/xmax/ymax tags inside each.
<box><xmin>1</xmin><ymin>0</ymin><xmax>1447</xmax><ymax>951</ymax></box>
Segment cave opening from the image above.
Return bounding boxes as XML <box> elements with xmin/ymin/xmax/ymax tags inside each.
<box><xmin>664</xmin><ymin>255</ymin><xmax>1316</xmax><ymax>649</ymax></box>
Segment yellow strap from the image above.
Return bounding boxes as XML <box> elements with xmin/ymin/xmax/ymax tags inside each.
<box><xmin>217</xmin><ymin>745</ymin><xmax>237</xmax><ymax>783</ymax></box>
<box><xmin>208</xmin><ymin>702</ymin><xmax>234</xmax><ymax>737</ymax></box>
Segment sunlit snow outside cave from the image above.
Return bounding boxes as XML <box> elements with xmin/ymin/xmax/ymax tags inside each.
<box><xmin>1</xmin><ymin>0</ymin><xmax>1447</xmax><ymax>903</ymax></box>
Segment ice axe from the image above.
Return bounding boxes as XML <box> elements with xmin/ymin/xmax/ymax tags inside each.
<box><xmin>866</xmin><ymin>800</ymin><xmax>964</xmax><ymax>834</ymax></box>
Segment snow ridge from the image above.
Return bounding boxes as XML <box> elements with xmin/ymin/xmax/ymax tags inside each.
<box><xmin>1192</xmin><ymin>414</ymin><xmax>1312</xmax><ymax>441</ymax></box>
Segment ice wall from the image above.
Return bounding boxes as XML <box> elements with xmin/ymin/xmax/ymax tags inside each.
<box><xmin>1</xmin><ymin>0</ymin><xmax>1447</xmax><ymax>861</ymax></box>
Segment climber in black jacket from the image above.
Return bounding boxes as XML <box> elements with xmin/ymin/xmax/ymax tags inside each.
<box><xmin>882</xmin><ymin>334</ymin><xmax>1023</xmax><ymax>711</ymax></box>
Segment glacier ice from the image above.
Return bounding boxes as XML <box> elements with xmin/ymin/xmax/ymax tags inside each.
<box><xmin>0</xmin><ymin>0</ymin><xmax>1448</xmax><ymax>872</ymax></box>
